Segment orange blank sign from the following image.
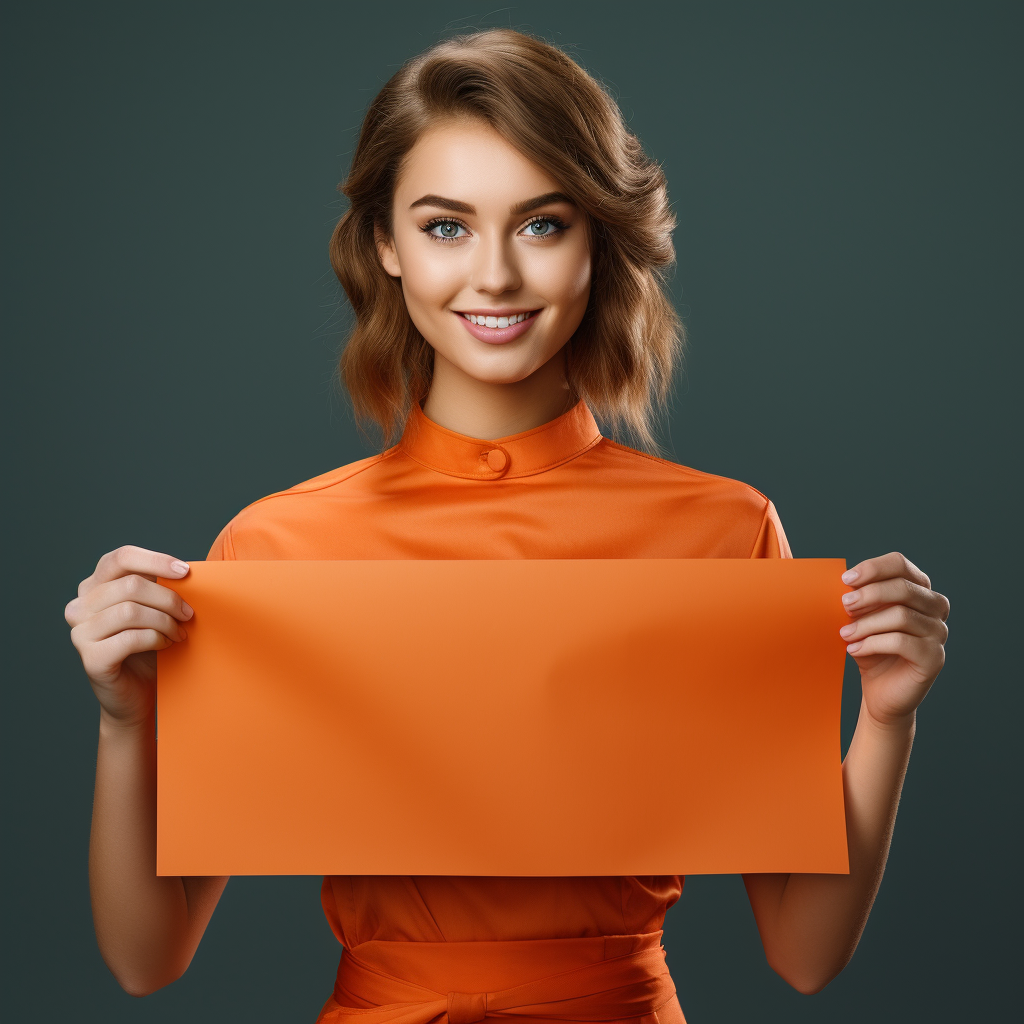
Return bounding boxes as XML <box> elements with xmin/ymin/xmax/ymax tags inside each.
<box><xmin>156</xmin><ymin>559</ymin><xmax>851</xmax><ymax>877</ymax></box>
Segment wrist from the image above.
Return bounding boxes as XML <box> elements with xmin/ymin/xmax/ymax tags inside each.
<box><xmin>860</xmin><ymin>703</ymin><xmax>917</xmax><ymax>737</ymax></box>
<box><xmin>99</xmin><ymin>707</ymin><xmax>155</xmax><ymax>737</ymax></box>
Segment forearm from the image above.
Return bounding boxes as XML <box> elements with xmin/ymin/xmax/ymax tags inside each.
<box><xmin>90</xmin><ymin>711</ymin><xmax>194</xmax><ymax>996</ymax></box>
<box><xmin>750</xmin><ymin>698</ymin><xmax>916</xmax><ymax>992</ymax></box>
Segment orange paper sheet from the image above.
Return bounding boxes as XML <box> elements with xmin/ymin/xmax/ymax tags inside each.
<box><xmin>156</xmin><ymin>559</ymin><xmax>851</xmax><ymax>877</ymax></box>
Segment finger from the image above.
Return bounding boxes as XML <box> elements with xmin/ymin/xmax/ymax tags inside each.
<box><xmin>839</xmin><ymin>605</ymin><xmax>948</xmax><ymax>645</ymax></box>
<box><xmin>71</xmin><ymin>602</ymin><xmax>187</xmax><ymax>648</ymax></box>
<box><xmin>81</xmin><ymin>629</ymin><xmax>177</xmax><ymax>683</ymax></box>
<box><xmin>845</xmin><ymin>631</ymin><xmax>945</xmax><ymax>674</ymax></box>
<box><xmin>842</xmin><ymin>551</ymin><xmax>930</xmax><ymax>590</ymax></box>
<box><xmin>841</xmin><ymin>578</ymin><xmax>950</xmax><ymax>621</ymax></box>
<box><xmin>67</xmin><ymin>574</ymin><xmax>194</xmax><ymax>627</ymax></box>
<box><xmin>78</xmin><ymin>546</ymin><xmax>189</xmax><ymax>599</ymax></box>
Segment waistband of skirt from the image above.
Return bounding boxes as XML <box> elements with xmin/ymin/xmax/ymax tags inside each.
<box><xmin>317</xmin><ymin>930</ymin><xmax>677</xmax><ymax>1024</ymax></box>
<box><xmin>338</xmin><ymin>931</ymin><xmax>666</xmax><ymax>995</ymax></box>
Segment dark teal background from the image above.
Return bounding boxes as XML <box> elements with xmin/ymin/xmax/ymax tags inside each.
<box><xmin>5</xmin><ymin>1</ymin><xmax>1020</xmax><ymax>1020</ymax></box>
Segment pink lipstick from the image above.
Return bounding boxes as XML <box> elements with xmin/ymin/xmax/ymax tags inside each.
<box><xmin>454</xmin><ymin>309</ymin><xmax>540</xmax><ymax>345</ymax></box>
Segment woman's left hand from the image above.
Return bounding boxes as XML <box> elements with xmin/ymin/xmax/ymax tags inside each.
<box><xmin>839</xmin><ymin>552</ymin><xmax>949</xmax><ymax>727</ymax></box>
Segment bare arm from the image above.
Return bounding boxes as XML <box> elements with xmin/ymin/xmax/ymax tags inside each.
<box><xmin>743</xmin><ymin>700</ymin><xmax>914</xmax><ymax>993</ymax></box>
<box><xmin>742</xmin><ymin>552</ymin><xmax>948</xmax><ymax>994</ymax></box>
<box><xmin>91</xmin><ymin>711</ymin><xmax>228</xmax><ymax>996</ymax></box>
<box><xmin>68</xmin><ymin>546</ymin><xmax>229</xmax><ymax>997</ymax></box>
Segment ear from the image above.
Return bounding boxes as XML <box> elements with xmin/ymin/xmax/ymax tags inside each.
<box><xmin>374</xmin><ymin>224</ymin><xmax>402</xmax><ymax>278</ymax></box>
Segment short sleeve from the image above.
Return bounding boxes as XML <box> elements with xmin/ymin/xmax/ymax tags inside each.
<box><xmin>750</xmin><ymin>500</ymin><xmax>792</xmax><ymax>559</ymax></box>
<box><xmin>205</xmin><ymin>523</ymin><xmax>237</xmax><ymax>561</ymax></box>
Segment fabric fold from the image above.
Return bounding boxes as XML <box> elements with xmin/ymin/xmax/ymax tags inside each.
<box><xmin>316</xmin><ymin>932</ymin><xmax>682</xmax><ymax>1024</ymax></box>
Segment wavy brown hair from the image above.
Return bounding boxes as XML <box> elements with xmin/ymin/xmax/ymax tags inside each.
<box><xmin>330</xmin><ymin>28</ymin><xmax>683</xmax><ymax>451</ymax></box>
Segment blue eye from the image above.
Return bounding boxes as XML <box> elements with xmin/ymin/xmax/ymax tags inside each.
<box><xmin>426</xmin><ymin>220</ymin><xmax>467</xmax><ymax>239</ymax></box>
<box><xmin>523</xmin><ymin>218</ymin><xmax>563</xmax><ymax>237</ymax></box>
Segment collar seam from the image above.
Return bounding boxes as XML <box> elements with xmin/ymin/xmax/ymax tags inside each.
<box><xmin>506</xmin><ymin>434</ymin><xmax>604</xmax><ymax>476</ymax></box>
<box><xmin>398</xmin><ymin>447</ymin><xmax>480</xmax><ymax>479</ymax></box>
<box><xmin>398</xmin><ymin>434</ymin><xmax>603</xmax><ymax>480</ymax></box>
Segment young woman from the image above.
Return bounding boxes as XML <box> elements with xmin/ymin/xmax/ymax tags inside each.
<box><xmin>65</xmin><ymin>29</ymin><xmax>950</xmax><ymax>1022</ymax></box>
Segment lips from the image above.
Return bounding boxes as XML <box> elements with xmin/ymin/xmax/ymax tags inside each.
<box><xmin>454</xmin><ymin>309</ymin><xmax>541</xmax><ymax>345</ymax></box>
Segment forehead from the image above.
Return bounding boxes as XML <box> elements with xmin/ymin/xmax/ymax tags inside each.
<box><xmin>394</xmin><ymin>117</ymin><xmax>563</xmax><ymax>209</ymax></box>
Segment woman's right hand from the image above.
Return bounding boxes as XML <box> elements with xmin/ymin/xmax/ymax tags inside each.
<box><xmin>66</xmin><ymin>546</ymin><xmax>194</xmax><ymax>727</ymax></box>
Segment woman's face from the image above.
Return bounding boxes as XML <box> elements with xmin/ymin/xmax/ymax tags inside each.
<box><xmin>378</xmin><ymin>118</ymin><xmax>592</xmax><ymax>387</ymax></box>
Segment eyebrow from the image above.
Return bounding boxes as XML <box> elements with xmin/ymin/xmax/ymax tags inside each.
<box><xmin>408</xmin><ymin>191</ymin><xmax>575</xmax><ymax>216</ymax></box>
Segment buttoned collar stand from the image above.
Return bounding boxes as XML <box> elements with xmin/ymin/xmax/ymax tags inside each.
<box><xmin>398</xmin><ymin>398</ymin><xmax>603</xmax><ymax>481</ymax></box>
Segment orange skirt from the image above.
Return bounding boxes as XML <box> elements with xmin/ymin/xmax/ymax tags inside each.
<box><xmin>315</xmin><ymin>931</ymin><xmax>684</xmax><ymax>1024</ymax></box>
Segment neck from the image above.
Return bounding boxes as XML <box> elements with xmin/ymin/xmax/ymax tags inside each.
<box><xmin>422</xmin><ymin>347</ymin><xmax>575</xmax><ymax>440</ymax></box>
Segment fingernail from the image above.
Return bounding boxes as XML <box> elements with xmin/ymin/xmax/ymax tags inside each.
<box><xmin>842</xmin><ymin>591</ymin><xmax>857</xmax><ymax>606</ymax></box>
<box><xmin>181</xmin><ymin>602</ymin><xmax>194</xmax><ymax>619</ymax></box>
<box><xmin>171</xmin><ymin>561</ymin><xmax>190</xmax><ymax>576</ymax></box>
<box><xmin>177</xmin><ymin>626</ymin><xmax>188</xmax><ymax>641</ymax></box>
<box><xmin>840</xmin><ymin>624</ymin><xmax>856</xmax><ymax>638</ymax></box>
<box><xmin>847</xmin><ymin>641</ymin><xmax>863</xmax><ymax>654</ymax></box>
<box><xmin>842</xmin><ymin>569</ymin><xmax>859</xmax><ymax>584</ymax></box>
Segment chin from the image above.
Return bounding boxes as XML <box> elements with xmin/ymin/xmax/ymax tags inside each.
<box><xmin>439</xmin><ymin>342</ymin><xmax>548</xmax><ymax>384</ymax></box>
<box><xmin>457</xmin><ymin>359</ymin><xmax>542</xmax><ymax>386</ymax></box>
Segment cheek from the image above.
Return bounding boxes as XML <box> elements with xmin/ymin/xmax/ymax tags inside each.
<box><xmin>525</xmin><ymin>240</ymin><xmax>591</xmax><ymax>309</ymax></box>
<box><xmin>395</xmin><ymin>234</ymin><xmax>463</xmax><ymax>311</ymax></box>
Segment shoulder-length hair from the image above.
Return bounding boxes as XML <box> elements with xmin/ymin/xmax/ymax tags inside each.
<box><xmin>330</xmin><ymin>28</ymin><xmax>683</xmax><ymax>452</ymax></box>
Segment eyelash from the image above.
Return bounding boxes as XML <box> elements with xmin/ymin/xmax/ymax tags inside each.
<box><xmin>421</xmin><ymin>215</ymin><xmax>570</xmax><ymax>243</ymax></box>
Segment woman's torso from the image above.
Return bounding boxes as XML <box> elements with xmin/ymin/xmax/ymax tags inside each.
<box><xmin>206</xmin><ymin>398</ymin><xmax>790</xmax><ymax>948</ymax></box>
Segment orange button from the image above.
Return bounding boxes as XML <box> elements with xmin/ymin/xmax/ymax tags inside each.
<box><xmin>484</xmin><ymin>449</ymin><xmax>508</xmax><ymax>473</ymax></box>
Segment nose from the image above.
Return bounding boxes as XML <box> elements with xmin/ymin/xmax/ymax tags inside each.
<box><xmin>469</xmin><ymin>230</ymin><xmax>522</xmax><ymax>296</ymax></box>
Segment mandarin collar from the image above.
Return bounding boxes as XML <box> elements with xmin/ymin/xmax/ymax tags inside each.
<box><xmin>397</xmin><ymin>398</ymin><xmax>603</xmax><ymax>481</ymax></box>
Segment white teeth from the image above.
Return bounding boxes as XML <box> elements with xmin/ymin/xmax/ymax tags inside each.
<box><xmin>464</xmin><ymin>312</ymin><xmax>532</xmax><ymax>327</ymax></box>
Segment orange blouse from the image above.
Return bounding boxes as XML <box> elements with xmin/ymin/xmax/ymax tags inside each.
<box><xmin>206</xmin><ymin>397</ymin><xmax>791</xmax><ymax>1022</ymax></box>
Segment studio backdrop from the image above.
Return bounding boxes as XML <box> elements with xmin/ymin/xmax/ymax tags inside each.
<box><xmin>5</xmin><ymin>2</ymin><xmax>1019</xmax><ymax>1022</ymax></box>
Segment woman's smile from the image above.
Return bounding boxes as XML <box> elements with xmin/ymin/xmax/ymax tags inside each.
<box><xmin>455</xmin><ymin>308</ymin><xmax>541</xmax><ymax>344</ymax></box>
